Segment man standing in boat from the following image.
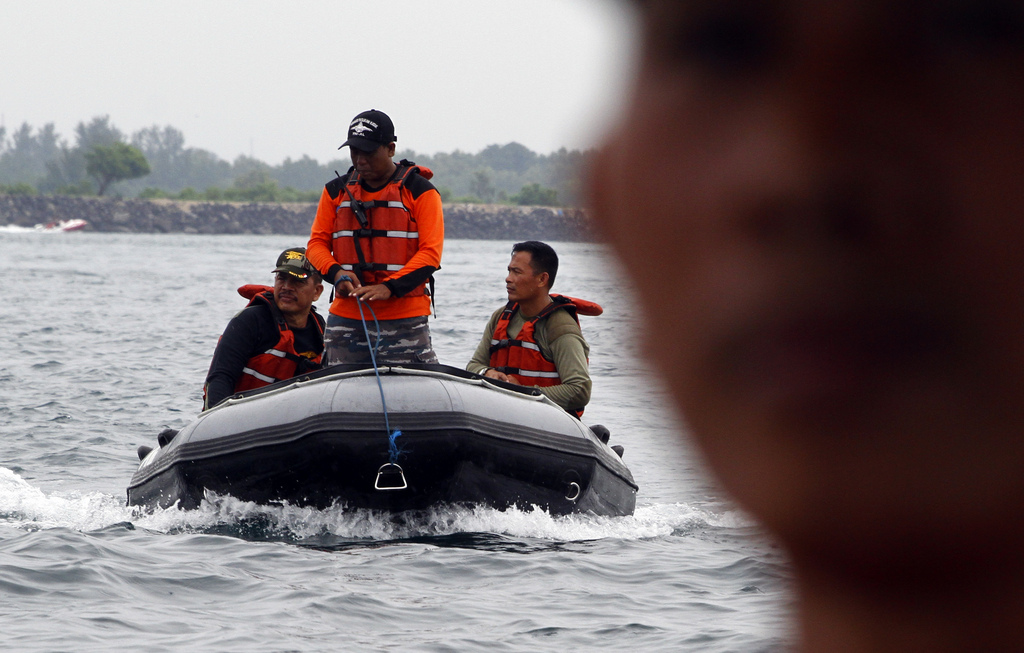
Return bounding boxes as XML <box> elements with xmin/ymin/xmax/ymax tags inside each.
<box><xmin>203</xmin><ymin>247</ymin><xmax>325</xmax><ymax>410</ymax></box>
<box><xmin>467</xmin><ymin>241</ymin><xmax>598</xmax><ymax>417</ymax></box>
<box><xmin>306</xmin><ymin>109</ymin><xmax>443</xmax><ymax>365</ymax></box>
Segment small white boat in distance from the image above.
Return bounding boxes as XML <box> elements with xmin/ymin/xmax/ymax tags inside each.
<box><xmin>1</xmin><ymin>219</ymin><xmax>90</xmax><ymax>233</ymax></box>
<box><xmin>36</xmin><ymin>219</ymin><xmax>88</xmax><ymax>232</ymax></box>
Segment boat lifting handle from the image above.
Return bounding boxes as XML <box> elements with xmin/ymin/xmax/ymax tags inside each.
<box><xmin>374</xmin><ymin>463</ymin><xmax>408</xmax><ymax>490</ymax></box>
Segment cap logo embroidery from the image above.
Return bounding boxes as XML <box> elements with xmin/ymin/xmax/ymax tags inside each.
<box><xmin>284</xmin><ymin>250</ymin><xmax>304</xmax><ymax>261</ymax></box>
<box><xmin>350</xmin><ymin>119</ymin><xmax>377</xmax><ymax>135</ymax></box>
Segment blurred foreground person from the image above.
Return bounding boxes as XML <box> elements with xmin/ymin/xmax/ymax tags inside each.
<box><xmin>589</xmin><ymin>1</ymin><xmax>1024</xmax><ymax>650</ymax></box>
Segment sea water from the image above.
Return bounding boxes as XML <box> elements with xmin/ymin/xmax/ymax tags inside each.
<box><xmin>0</xmin><ymin>232</ymin><xmax>792</xmax><ymax>652</ymax></box>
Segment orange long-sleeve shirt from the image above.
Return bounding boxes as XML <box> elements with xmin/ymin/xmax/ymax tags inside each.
<box><xmin>307</xmin><ymin>167</ymin><xmax>443</xmax><ymax>321</ymax></box>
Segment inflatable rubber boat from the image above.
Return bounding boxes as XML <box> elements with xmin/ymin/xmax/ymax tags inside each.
<box><xmin>127</xmin><ymin>364</ymin><xmax>637</xmax><ymax>516</ymax></box>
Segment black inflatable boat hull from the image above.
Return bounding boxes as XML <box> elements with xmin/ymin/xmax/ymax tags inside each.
<box><xmin>127</xmin><ymin>365</ymin><xmax>637</xmax><ymax>516</ymax></box>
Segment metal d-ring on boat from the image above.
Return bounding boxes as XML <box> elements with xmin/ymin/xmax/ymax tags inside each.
<box><xmin>565</xmin><ymin>482</ymin><xmax>582</xmax><ymax>501</ymax></box>
<box><xmin>375</xmin><ymin>463</ymin><xmax>408</xmax><ymax>490</ymax></box>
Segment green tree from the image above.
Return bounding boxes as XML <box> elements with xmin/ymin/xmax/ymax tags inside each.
<box><xmin>0</xmin><ymin>122</ymin><xmax>63</xmax><ymax>186</ymax></box>
<box><xmin>0</xmin><ymin>182</ymin><xmax>37</xmax><ymax>195</ymax></box>
<box><xmin>137</xmin><ymin>187</ymin><xmax>169</xmax><ymax>199</ymax></box>
<box><xmin>512</xmin><ymin>183</ymin><xmax>559</xmax><ymax>207</ymax></box>
<box><xmin>274</xmin><ymin>154</ymin><xmax>331</xmax><ymax>190</ymax></box>
<box><xmin>479</xmin><ymin>142</ymin><xmax>537</xmax><ymax>173</ymax></box>
<box><xmin>469</xmin><ymin>169</ymin><xmax>496</xmax><ymax>202</ymax></box>
<box><xmin>41</xmin><ymin>116</ymin><xmax>124</xmax><ymax>192</ymax></box>
<box><xmin>2</xmin><ymin>116</ymin><xmax>595</xmax><ymax>206</ymax></box>
<box><xmin>228</xmin><ymin>168</ymin><xmax>280</xmax><ymax>201</ymax></box>
<box><xmin>85</xmin><ymin>142</ymin><xmax>151</xmax><ymax>195</ymax></box>
<box><xmin>125</xmin><ymin>124</ymin><xmax>233</xmax><ymax>195</ymax></box>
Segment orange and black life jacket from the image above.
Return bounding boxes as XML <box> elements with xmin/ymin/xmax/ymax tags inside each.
<box><xmin>331</xmin><ymin>162</ymin><xmax>434</xmax><ymax>297</ymax></box>
<box><xmin>488</xmin><ymin>294</ymin><xmax>602</xmax><ymax>417</ymax></box>
<box><xmin>233</xmin><ymin>285</ymin><xmax>325</xmax><ymax>393</ymax></box>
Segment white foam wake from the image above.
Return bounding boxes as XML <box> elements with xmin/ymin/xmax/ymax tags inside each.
<box><xmin>0</xmin><ymin>467</ymin><xmax>749</xmax><ymax>542</ymax></box>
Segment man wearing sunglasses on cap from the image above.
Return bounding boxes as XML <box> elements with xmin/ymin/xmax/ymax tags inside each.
<box><xmin>203</xmin><ymin>247</ymin><xmax>325</xmax><ymax>410</ymax></box>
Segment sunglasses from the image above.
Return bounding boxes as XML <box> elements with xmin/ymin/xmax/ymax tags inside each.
<box><xmin>276</xmin><ymin>272</ymin><xmax>311</xmax><ymax>283</ymax></box>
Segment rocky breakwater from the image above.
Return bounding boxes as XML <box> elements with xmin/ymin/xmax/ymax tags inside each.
<box><xmin>442</xmin><ymin>203</ymin><xmax>594</xmax><ymax>242</ymax></box>
<box><xmin>0</xmin><ymin>194</ymin><xmax>596</xmax><ymax>241</ymax></box>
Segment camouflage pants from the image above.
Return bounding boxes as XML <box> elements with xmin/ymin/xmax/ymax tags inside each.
<box><xmin>324</xmin><ymin>314</ymin><xmax>439</xmax><ymax>365</ymax></box>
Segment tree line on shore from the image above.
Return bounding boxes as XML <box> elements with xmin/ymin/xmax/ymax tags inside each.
<box><xmin>0</xmin><ymin>116</ymin><xmax>590</xmax><ymax>207</ymax></box>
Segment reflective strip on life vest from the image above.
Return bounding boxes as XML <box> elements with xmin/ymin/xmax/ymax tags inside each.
<box><xmin>340</xmin><ymin>263</ymin><xmax>405</xmax><ymax>271</ymax></box>
<box><xmin>510</xmin><ymin>369</ymin><xmax>561</xmax><ymax>379</ymax></box>
<box><xmin>241</xmin><ymin>367</ymin><xmax>277</xmax><ymax>384</ymax></box>
<box><xmin>339</xmin><ymin>200</ymin><xmax>407</xmax><ymax>210</ymax></box>
<box><xmin>264</xmin><ymin>348</ymin><xmax>287</xmax><ymax>358</ymax></box>
<box><xmin>332</xmin><ymin>229</ymin><xmax>419</xmax><ymax>239</ymax></box>
<box><xmin>491</xmin><ymin>339</ymin><xmax>541</xmax><ymax>352</ymax></box>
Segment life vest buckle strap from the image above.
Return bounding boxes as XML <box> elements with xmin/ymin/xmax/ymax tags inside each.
<box><xmin>343</xmin><ymin>185</ymin><xmax>372</xmax><ymax>228</ymax></box>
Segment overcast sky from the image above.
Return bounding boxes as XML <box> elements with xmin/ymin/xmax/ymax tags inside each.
<box><xmin>1</xmin><ymin>1</ymin><xmax>638</xmax><ymax>165</ymax></box>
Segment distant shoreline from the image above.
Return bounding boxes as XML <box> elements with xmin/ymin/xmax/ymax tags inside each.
<box><xmin>0</xmin><ymin>194</ymin><xmax>596</xmax><ymax>242</ymax></box>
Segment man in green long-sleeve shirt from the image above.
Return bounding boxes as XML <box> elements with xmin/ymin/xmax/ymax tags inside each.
<box><xmin>467</xmin><ymin>241</ymin><xmax>594</xmax><ymax>416</ymax></box>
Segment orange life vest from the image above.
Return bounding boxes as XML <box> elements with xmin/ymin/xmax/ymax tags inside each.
<box><xmin>331</xmin><ymin>163</ymin><xmax>434</xmax><ymax>297</ymax></box>
<box><xmin>488</xmin><ymin>294</ymin><xmax>602</xmax><ymax>416</ymax></box>
<box><xmin>233</xmin><ymin>286</ymin><xmax>325</xmax><ymax>393</ymax></box>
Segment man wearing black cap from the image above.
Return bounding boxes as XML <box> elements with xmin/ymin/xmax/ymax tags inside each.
<box><xmin>203</xmin><ymin>247</ymin><xmax>325</xmax><ymax>410</ymax></box>
<box><xmin>307</xmin><ymin>109</ymin><xmax>444</xmax><ymax>365</ymax></box>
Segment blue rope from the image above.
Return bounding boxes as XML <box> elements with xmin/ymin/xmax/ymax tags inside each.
<box><xmin>355</xmin><ymin>297</ymin><xmax>403</xmax><ymax>463</ymax></box>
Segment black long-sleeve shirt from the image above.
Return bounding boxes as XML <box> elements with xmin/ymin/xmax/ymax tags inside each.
<box><xmin>203</xmin><ymin>303</ymin><xmax>325</xmax><ymax>410</ymax></box>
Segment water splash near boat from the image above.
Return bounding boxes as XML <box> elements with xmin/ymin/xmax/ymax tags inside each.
<box><xmin>0</xmin><ymin>466</ymin><xmax>746</xmax><ymax>548</ymax></box>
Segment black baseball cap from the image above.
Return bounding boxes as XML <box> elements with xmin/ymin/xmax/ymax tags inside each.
<box><xmin>339</xmin><ymin>109</ymin><xmax>396</xmax><ymax>152</ymax></box>
<box><xmin>273</xmin><ymin>247</ymin><xmax>320</xmax><ymax>281</ymax></box>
